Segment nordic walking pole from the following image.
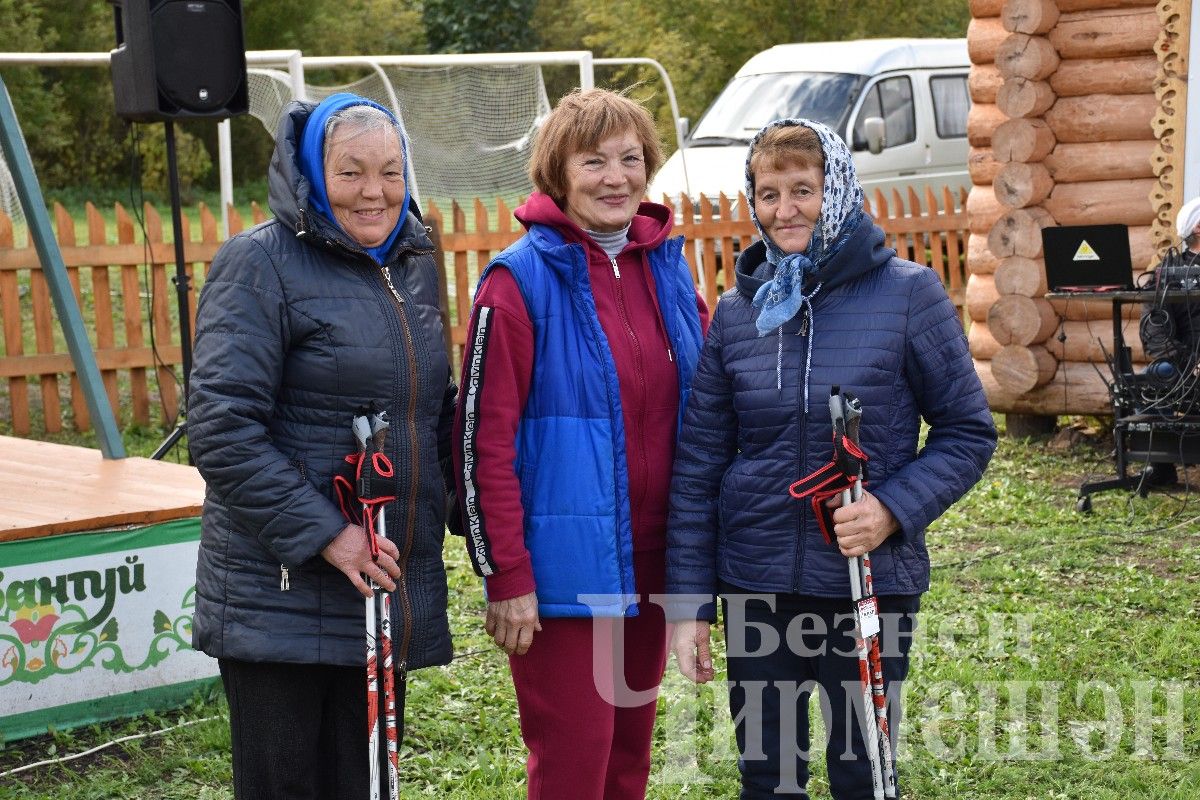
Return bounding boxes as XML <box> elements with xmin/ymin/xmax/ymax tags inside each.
<box><xmin>368</xmin><ymin>410</ymin><xmax>401</xmax><ymax>800</ymax></box>
<box><xmin>832</xmin><ymin>389</ymin><xmax>896</xmax><ymax>799</ymax></box>
<box><xmin>352</xmin><ymin>410</ymin><xmax>400</xmax><ymax>800</ymax></box>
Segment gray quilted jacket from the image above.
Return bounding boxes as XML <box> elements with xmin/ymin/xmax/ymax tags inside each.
<box><xmin>188</xmin><ymin>100</ymin><xmax>455</xmax><ymax>670</ymax></box>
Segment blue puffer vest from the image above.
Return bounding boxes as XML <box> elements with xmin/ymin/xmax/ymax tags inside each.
<box><xmin>481</xmin><ymin>223</ymin><xmax>703</xmax><ymax>617</ymax></box>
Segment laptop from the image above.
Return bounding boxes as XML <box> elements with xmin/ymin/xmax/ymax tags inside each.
<box><xmin>1042</xmin><ymin>224</ymin><xmax>1134</xmax><ymax>292</ymax></box>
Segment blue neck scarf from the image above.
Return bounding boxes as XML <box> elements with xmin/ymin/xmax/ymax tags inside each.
<box><xmin>746</xmin><ymin>119</ymin><xmax>866</xmax><ymax>335</ymax></box>
<box><xmin>298</xmin><ymin>92</ymin><xmax>411</xmax><ymax>265</ymax></box>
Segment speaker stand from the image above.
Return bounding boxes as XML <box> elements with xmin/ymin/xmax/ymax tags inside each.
<box><xmin>151</xmin><ymin>119</ymin><xmax>195</xmax><ymax>462</ymax></box>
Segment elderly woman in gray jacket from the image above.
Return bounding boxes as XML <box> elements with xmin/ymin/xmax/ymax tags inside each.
<box><xmin>188</xmin><ymin>93</ymin><xmax>456</xmax><ymax>800</ymax></box>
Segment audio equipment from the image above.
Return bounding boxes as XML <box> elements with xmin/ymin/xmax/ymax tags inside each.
<box><xmin>110</xmin><ymin>0</ymin><xmax>248</xmax><ymax>122</ymax></box>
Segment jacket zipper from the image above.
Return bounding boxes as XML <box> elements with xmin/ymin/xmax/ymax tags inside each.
<box><xmin>379</xmin><ymin>262</ymin><xmax>419</xmax><ymax>679</ymax></box>
<box><xmin>281</xmin><ymin>459</ymin><xmax>308</xmax><ymax>591</ymax></box>
<box><xmin>794</xmin><ymin>308</ymin><xmax>811</xmax><ymax>593</ymax></box>
<box><xmin>608</xmin><ymin>254</ymin><xmax>651</xmax><ymax>539</ymax></box>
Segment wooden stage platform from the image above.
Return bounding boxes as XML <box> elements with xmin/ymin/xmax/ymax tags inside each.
<box><xmin>0</xmin><ymin>435</ymin><xmax>205</xmax><ymax>543</ymax></box>
<box><xmin>0</xmin><ymin>435</ymin><xmax>216</xmax><ymax>742</ymax></box>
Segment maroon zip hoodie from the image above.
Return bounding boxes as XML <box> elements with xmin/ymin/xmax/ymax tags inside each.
<box><xmin>453</xmin><ymin>192</ymin><xmax>709</xmax><ymax>602</ymax></box>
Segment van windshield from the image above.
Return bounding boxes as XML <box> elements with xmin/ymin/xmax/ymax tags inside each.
<box><xmin>688</xmin><ymin>72</ymin><xmax>865</xmax><ymax>145</ymax></box>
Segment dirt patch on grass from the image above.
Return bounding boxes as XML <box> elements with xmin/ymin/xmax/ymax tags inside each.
<box><xmin>0</xmin><ymin>729</ymin><xmax>135</xmax><ymax>787</ymax></box>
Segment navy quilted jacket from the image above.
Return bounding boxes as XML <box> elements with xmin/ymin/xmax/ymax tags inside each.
<box><xmin>188</xmin><ymin>101</ymin><xmax>456</xmax><ymax>670</ymax></box>
<box><xmin>665</xmin><ymin>219</ymin><xmax>996</xmax><ymax>618</ymax></box>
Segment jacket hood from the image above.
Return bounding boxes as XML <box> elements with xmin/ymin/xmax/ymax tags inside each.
<box><xmin>268</xmin><ymin>99</ymin><xmax>427</xmax><ymax>264</ymax></box>
<box><xmin>514</xmin><ymin>191</ymin><xmax>674</xmax><ymax>252</ymax></box>
<box><xmin>735</xmin><ymin>215</ymin><xmax>896</xmax><ymax>300</ymax></box>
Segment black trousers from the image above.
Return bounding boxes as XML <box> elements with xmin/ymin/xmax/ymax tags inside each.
<box><xmin>720</xmin><ymin>583</ymin><xmax>919</xmax><ymax>800</ymax></box>
<box><xmin>219</xmin><ymin>658</ymin><xmax>407</xmax><ymax>800</ymax></box>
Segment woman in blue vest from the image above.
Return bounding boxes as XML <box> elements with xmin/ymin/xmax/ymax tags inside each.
<box><xmin>666</xmin><ymin>119</ymin><xmax>996</xmax><ymax>799</ymax></box>
<box><xmin>454</xmin><ymin>88</ymin><xmax>707</xmax><ymax>799</ymax></box>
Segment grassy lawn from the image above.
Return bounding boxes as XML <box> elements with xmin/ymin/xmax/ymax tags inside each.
<box><xmin>1</xmin><ymin>422</ymin><xmax>1198</xmax><ymax>798</ymax></box>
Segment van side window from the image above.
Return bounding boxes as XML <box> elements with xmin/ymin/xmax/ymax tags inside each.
<box><xmin>852</xmin><ymin>76</ymin><xmax>915</xmax><ymax>150</ymax></box>
<box><xmin>931</xmin><ymin>75</ymin><xmax>970</xmax><ymax>138</ymax></box>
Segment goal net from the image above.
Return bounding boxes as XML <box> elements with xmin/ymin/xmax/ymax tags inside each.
<box><xmin>247</xmin><ymin>62</ymin><xmax>551</xmax><ymax>207</ymax></box>
<box><xmin>0</xmin><ymin>145</ymin><xmax>25</xmax><ymax>234</ymax></box>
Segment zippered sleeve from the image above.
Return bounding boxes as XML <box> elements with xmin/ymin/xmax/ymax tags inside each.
<box><xmin>870</xmin><ymin>267</ymin><xmax>998</xmax><ymax>537</ymax></box>
<box><xmin>665</xmin><ymin>300</ymin><xmax>737</xmax><ymax>622</ymax></box>
<box><xmin>188</xmin><ymin>234</ymin><xmax>349</xmax><ymax>567</ymax></box>
<box><xmin>453</xmin><ymin>266</ymin><xmax>537</xmax><ymax>601</ymax></box>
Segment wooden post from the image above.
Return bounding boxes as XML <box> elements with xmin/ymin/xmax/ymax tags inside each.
<box><xmin>0</xmin><ymin>210</ymin><xmax>30</xmax><ymax>434</ymax></box>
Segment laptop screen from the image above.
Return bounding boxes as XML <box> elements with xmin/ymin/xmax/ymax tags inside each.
<box><xmin>1041</xmin><ymin>224</ymin><xmax>1133</xmax><ymax>291</ymax></box>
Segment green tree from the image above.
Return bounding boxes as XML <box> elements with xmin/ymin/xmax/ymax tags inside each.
<box><xmin>423</xmin><ymin>0</ymin><xmax>538</xmax><ymax>53</ymax></box>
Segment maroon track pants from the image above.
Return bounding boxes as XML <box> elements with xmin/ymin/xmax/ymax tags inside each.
<box><xmin>508</xmin><ymin>549</ymin><xmax>668</xmax><ymax>800</ymax></box>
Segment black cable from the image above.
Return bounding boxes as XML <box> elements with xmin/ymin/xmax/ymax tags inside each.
<box><xmin>126</xmin><ymin>123</ymin><xmax>184</xmax><ymax>448</ymax></box>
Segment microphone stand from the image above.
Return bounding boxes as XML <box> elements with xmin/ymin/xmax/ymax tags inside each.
<box><xmin>150</xmin><ymin>118</ymin><xmax>193</xmax><ymax>461</ymax></box>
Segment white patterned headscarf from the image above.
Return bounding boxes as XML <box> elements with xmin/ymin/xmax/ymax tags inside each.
<box><xmin>746</xmin><ymin>118</ymin><xmax>865</xmax><ymax>335</ymax></box>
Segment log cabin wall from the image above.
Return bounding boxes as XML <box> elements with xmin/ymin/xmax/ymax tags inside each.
<box><xmin>965</xmin><ymin>0</ymin><xmax>1191</xmax><ymax>417</ymax></box>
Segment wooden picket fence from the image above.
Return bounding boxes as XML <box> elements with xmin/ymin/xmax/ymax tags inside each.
<box><xmin>429</xmin><ymin>186</ymin><xmax>969</xmax><ymax>367</ymax></box>
<box><xmin>0</xmin><ymin>201</ymin><xmax>266</xmax><ymax>436</ymax></box>
<box><xmin>0</xmin><ymin>187</ymin><xmax>966</xmax><ymax>435</ymax></box>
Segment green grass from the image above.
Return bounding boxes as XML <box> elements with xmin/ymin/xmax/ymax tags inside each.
<box><xmin>3</xmin><ymin>433</ymin><xmax>1198</xmax><ymax>797</ymax></box>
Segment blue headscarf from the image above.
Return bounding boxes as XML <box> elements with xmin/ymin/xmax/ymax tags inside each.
<box><xmin>746</xmin><ymin>119</ymin><xmax>866</xmax><ymax>335</ymax></box>
<box><xmin>298</xmin><ymin>92</ymin><xmax>411</xmax><ymax>265</ymax></box>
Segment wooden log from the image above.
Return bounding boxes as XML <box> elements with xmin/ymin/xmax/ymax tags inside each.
<box><xmin>1044</xmin><ymin>95</ymin><xmax>1157</xmax><ymax>143</ymax></box>
<box><xmin>1043</xmin><ymin>179</ymin><xmax>1157</xmax><ymax>226</ymax></box>
<box><xmin>988</xmin><ymin>294</ymin><xmax>1058</xmax><ymax>345</ymax></box>
<box><xmin>1002</xmin><ymin>0</ymin><xmax>1060</xmax><ymax>34</ymax></box>
<box><xmin>991</xmin><ymin>117</ymin><xmax>1056</xmax><ymax>163</ymax></box>
<box><xmin>970</xmin><ymin>0</ymin><xmax>1005</xmax><ymax>16</ymax></box>
<box><xmin>1043</xmin><ymin>140</ymin><xmax>1154</xmax><ymax>183</ymax></box>
<box><xmin>1046</xmin><ymin>320</ymin><xmax>1147</xmax><ymax>363</ymax></box>
<box><xmin>977</xmin><ymin>358</ymin><xmax>1115</xmax><ymax>415</ymax></box>
<box><xmin>967</xmin><ymin>273</ymin><xmax>997</xmax><ymax>322</ymax></box>
<box><xmin>1049</xmin><ymin>55</ymin><xmax>1158</xmax><ymax>97</ymax></box>
<box><xmin>996</xmin><ymin>34</ymin><xmax>1060</xmax><ymax>81</ymax></box>
<box><xmin>969</xmin><ymin>147</ymin><xmax>1002</xmax><ymax>185</ymax></box>
<box><xmin>1127</xmin><ymin>225</ymin><xmax>1154</xmax><ymax>271</ymax></box>
<box><xmin>1049</xmin><ymin>294</ymin><xmax>1140</xmax><ymax>322</ymax></box>
<box><xmin>988</xmin><ymin>206</ymin><xmax>1055</xmax><ymax>259</ymax></box>
<box><xmin>967</xmin><ymin>102</ymin><xmax>1006</xmax><ymax>148</ymax></box>
<box><xmin>997</xmin><ymin>78</ymin><xmax>1056</xmax><ymax>118</ymax></box>
<box><xmin>969</xmin><ymin>320</ymin><xmax>1003</xmax><ymax>360</ymax></box>
<box><xmin>992</xmin><ymin>344</ymin><xmax>1058</xmax><ymax>394</ymax></box>
<box><xmin>1055</xmin><ymin>0</ymin><xmax>1156</xmax><ymax>11</ymax></box>
<box><xmin>967</xmin><ymin>186</ymin><xmax>1004</xmax><ymax>235</ymax></box>
<box><xmin>969</xmin><ymin>64</ymin><xmax>1004</xmax><ymax>104</ymax></box>
<box><xmin>968</xmin><ymin>232</ymin><xmax>1001</xmax><ymax>276</ymax></box>
<box><xmin>995</xmin><ymin>255</ymin><xmax>1049</xmax><ymax>296</ymax></box>
<box><xmin>994</xmin><ymin>162</ymin><xmax>1054</xmax><ymax>208</ymax></box>
<box><xmin>1048</xmin><ymin>8</ymin><xmax>1160</xmax><ymax>60</ymax></box>
<box><xmin>969</xmin><ymin>16</ymin><xmax>1008</xmax><ymax>65</ymax></box>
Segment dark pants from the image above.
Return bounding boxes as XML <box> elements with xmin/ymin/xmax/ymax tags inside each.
<box><xmin>720</xmin><ymin>584</ymin><xmax>919</xmax><ymax>800</ymax></box>
<box><xmin>219</xmin><ymin>658</ymin><xmax>407</xmax><ymax>800</ymax></box>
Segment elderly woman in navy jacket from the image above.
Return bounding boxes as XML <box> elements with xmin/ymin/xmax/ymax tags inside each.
<box><xmin>666</xmin><ymin>119</ymin><xmax>996</xmax><ymax>799</ymax></box>
<box><xmin>188</xmin><ymin>93</ymin><xmax>455</xmax><ymax>799</ymax></box>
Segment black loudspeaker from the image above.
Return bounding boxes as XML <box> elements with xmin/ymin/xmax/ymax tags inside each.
<box><xmin>110</xmin><ymin>0</ymin><xmax>248</xmax><ymax>122</ymax></box>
